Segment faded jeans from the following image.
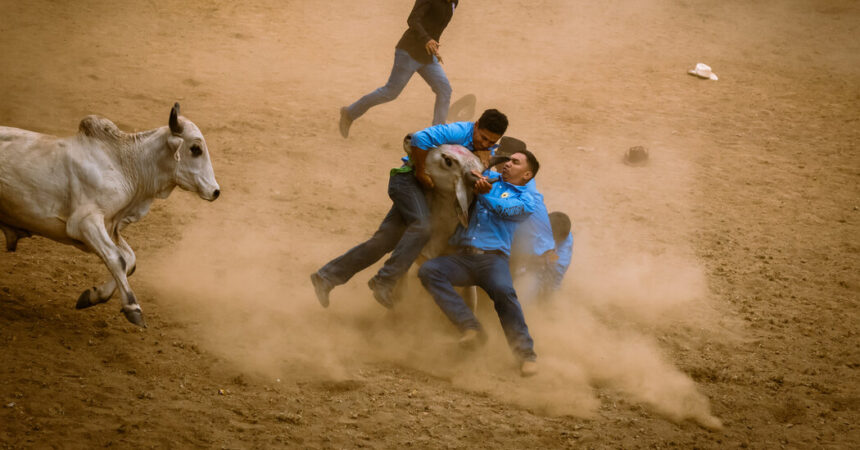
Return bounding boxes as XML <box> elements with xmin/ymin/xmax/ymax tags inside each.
<box><xmin>418</xmin><ymin>252</ymin><xmax>537</xmax><ymax>362</ymax></box>
<box><xmin>318</xmin><ymin>172</ymin><xmax>431</xmax><ymax>288</ymax></box>
<box><xmin>346</xmin><ymin>48</ymin><xmax>452</xmax><ymax>125</ymax></box>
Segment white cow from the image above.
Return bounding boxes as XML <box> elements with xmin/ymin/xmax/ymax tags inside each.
<box><xmin>0</xmin><ymin>103</ymin><xmax>219</xmax><ymax>327</ymax></box>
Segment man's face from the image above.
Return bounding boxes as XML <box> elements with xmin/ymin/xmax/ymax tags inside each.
<box><xmin>472</xmin><ymin>125</ymin><xmax>502</xmax><ymax>152</ymax></box>
<box><xmin>501</xmin><ymin>152</ymin><xmax>533</xmax><ymax>186</ymax></box>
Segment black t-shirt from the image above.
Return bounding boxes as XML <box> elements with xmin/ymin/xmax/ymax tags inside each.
<box><xmin>395</xmin><ymin>0</ymin><xmax>458</xmax><ymax>65</ymax></box>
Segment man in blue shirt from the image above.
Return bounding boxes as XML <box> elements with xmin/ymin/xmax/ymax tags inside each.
<box><xmin>513</xmin><ymin>210</ymin><xmax>574</xmax><ymax>300</ymax></box>
<box><xmin>493</xmin><ymin>137</ymin><xmax>555</xmax><ymax>303</ymax></box>
<box><xmin>509</xmin><ymin>182</ymin><xmax>554</xmax><ymax>302</ymax></box>
<box><xmin>311</xmin><ymin>109</ymin><xmax>508</xmax><ymax>309</ymax></box>
<box><xmin>545</xmin><ymin>211</ymin><xmax>574</xmax><ymax>293</ymax></box>
<box><xmin>418</xmin><ymin>149</ymin><xmax>542</xmax><ymax>377</ymax></box>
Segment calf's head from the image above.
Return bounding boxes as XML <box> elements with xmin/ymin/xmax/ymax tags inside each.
<box><xmin>424</xmin><ymin>144</ymin><xmax>485</xmax><ymax>227</ymax></box>
<box><xmin>166</xmin><ymin>103</ymin><xmax>220</xmax><ymax>201</ymax></box>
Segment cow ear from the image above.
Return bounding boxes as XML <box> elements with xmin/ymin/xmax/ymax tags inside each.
<box><xmin>169</xmin><ymin>102</ymin><xmax>183</xmax><ymax>135</ymax></box>
<box><xmin>168</xmin><ymin>136</ymin><xmax>184</xmax><ymax>161</ymax></box>
<box><xmin>402</xmin><ymin>134</ymin><xmax>413</xmax><ymax>154</ymax></box>
<box><xmin>454</xmin><ymin>180</ymin><xmax>471</xmax><ymax>227</ymax></box>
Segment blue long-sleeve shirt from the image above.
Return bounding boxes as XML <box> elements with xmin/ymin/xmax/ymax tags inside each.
<box><xmin>511</xmin><ymin>179</ymin><xmax>555</xmax><ymax>258</ymax></box>
<box><xmin>549</xmin><ymin>232</ymin><xmax>574</xmax><ymax>290</ymax></box>
<box><xmin>400</xmin><ymin>121</ymin><xmax>497</xmax><ymax>166</ymax></box>
<box><xmin>449</xmin><ymin>171</ymin><xmax>537</xmax><ymax>255</ymax></box>
<box><xmin>411</xmin><ymin>121</ymin><xmax>475</xmax><ymax>151</ymax></box>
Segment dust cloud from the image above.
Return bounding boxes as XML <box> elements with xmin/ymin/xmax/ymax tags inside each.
<box><xmin>140</xmin><ymin>144</ymin><xmax>723</xmax><ymax>429</ymax></box>
<box><xmin>135</xmin><ymin>0</ymin><xmax>724</xmax><ymax>426</ymax></box>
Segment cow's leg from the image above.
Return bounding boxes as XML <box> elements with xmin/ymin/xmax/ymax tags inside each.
<box><xmin>1</xmin><ymin>224</ymin><xmax>20</xmax><ymax>252</ymax></box>
<box><xmin>75</xmin><ymin>235</ymin><xmax>136</xmax><ymax>310</ymax></box>
<box><xmin>463</xmin><ymin>286</ymin><xmax>478</xmax><ymax>312</ymax></box>
<box><xmin>71</xmin><ymin>216</ymin><xmax>145</xmax><ymax>327</ymax></box>
<box><xmin>0</xmin><ymin>223</ymin><xmax>31</xmax><ymax>252</ymax></box>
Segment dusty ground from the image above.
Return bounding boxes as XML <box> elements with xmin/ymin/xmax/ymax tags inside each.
<box><xmin>1</xmin><ymin>0</ymin><xmax>858</xmax><ymax>448</ymax></box>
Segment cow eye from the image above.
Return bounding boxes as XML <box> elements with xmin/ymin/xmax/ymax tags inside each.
<box><xmin>190</xmin><ymin>145</ymin><xmax>202</xmax><ymax>157</ymax></box>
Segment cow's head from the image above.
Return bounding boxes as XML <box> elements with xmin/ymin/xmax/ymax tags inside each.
<box><xmin>166</xmin><ymin>103</ymin><xmax>220</xmax><ymax>201</ymax></box>
<box><xmin>424</xmin><ymin>144</ymin><xmax>485</xmax><ymax>227</ymax></box>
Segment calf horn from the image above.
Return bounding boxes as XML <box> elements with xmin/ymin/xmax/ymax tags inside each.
<box><xmin>487</xmin><ymin>155</ymin><xmax>510</xmax><ymax>168</ymax></box>
<box><xmin>169</xmin><ymin>102</ymin><xmax>183</xmax><ymax>135</ymax></box>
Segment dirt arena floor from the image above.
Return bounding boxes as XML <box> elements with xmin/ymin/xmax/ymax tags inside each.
<box><xmin>1</xmin><ymin>0</ymin><xmax>858</xmax><ymax>448</ymax></box>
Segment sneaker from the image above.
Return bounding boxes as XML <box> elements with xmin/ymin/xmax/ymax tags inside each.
<box><xmin>310</xmin><ymin>272</ymin><xmax>333</xmax><ymax>308</ymax></box>
<box><xmin>367</xmin><ymin>277</ymin><xmax>394</xmax><ymax>309</ymax></box>
<box><xmin>520</xmin><ymin>360</ymin><xmax>538</xmax><ymax>377</ymax></box>
<box><xmin>338</xmin><ymin>107</ymin><xmax>353</xmax><ymax>138</ymax></box>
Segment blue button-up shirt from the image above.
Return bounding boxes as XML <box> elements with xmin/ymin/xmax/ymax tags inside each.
<box><xmin>449</xmin><ymin>171</ymin><xmax>537</xmax><ymax>255</ymax></box>
<box><xmin>411</xmin><ymin>121</ymin><xmax>475</xmax><ymax>150</ymax></box>
<box><xmin>511</xmin><ymin>179</ymin><xmax>555</xmax><ymax>258</ymax></box>
<box><xmin>401</xmin><ymin>121</ymin><xmax>496</xmax><ymax>165</ymax></box>
<box><xmin>549</xmin><ymin>232</ymin><xmax>574</xmax><ymax>290</ymax></box>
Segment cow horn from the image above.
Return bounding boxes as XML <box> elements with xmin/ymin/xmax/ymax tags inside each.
<box><xmin>169</xmin><ymin>102</ymin><xmax>183</xmax><ymax>135</ymax></box>
<box><xmin>488</xmin><ymin>155</ymin><xmax>510</xmax><ymax>168</ymax></box>
<box><xmin>464</xmin><ymin>169</ymin><xmax>479</xmax><ymax>188</ymax></box>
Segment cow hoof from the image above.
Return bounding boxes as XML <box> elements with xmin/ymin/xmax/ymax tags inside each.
<box><xmin>122</xmin><ymin>309</ymin><xmax>147</xmax><ymax>328</ymax></box>
<box><xmin>76</xmin><ymin>289</ymin><xmax>95</xmax><ymax>309</ymax></box>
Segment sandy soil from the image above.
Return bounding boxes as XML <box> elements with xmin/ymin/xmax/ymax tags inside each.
<box><xmin>1</xmin><ymin>0</ymin><xmax>858</xmax><ymax>448</ymax></box>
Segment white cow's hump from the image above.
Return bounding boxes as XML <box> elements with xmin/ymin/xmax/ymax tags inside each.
<box><xmin>78</xmin><ymin>115</ymin><xmax>130</xmax><ymax>144</ymax></box>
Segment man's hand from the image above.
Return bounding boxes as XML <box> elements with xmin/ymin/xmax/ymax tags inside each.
<box><xmin>472</xmin><ymin>170</ymin><xmax>491</xmax><ymax>194</ymax></box>
<box><xmin>425</xmin><ymin>39</ymin><xmax>443</xmax><ymax>63</ymax></box>
<box><xmin>416</xmin><ymin>170</ymin><xmax>435</xmax><ymax>189</ymax></box>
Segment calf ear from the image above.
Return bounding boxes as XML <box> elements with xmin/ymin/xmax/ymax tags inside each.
<box><xmin>454</xmin><ymin>179</ymin><xmax>471</xmax><ymax>228</ymax></box>
<box><xmin>169</xmin><ymin>102</ymin><xmax>183</xmax><ymax>135</ymax></box>
<box><xmin>402</xmin><ymin>134</ymin><xmax>413</xmax><ymax>154</ymax></box>
<box><xmin>168</xmin><ymin>136</ymin><xmax>184</xmax><ymax>161</ymax></box>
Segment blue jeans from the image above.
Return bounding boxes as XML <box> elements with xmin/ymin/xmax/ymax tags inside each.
<box><xmin>318</xmin><ymin>172</ymin><xmax>431</xmax><ymax>287</ymax></box>
<box><xmin>418</xmin><ymin>253</ymin><xmax>537</xmax><ymax>361</ymax></box>
<box><xmin>346</xmin><ymin>48</ymin><xmax>452</xmax><ymax>125</ymax></box>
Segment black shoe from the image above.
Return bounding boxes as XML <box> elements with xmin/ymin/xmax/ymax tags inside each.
<box><xmin>367</xmin><ymin>277</ymin><xmax>394</xmax><ymax>309</ymax></box>
<box><xmin>338</xmin><ymin>107</ymin><xmax>353</xmax><ymax>138</ymax></box>
<box><xmin>310</xmin><ymin>272</ymin><xmax>333</xmax><ymax>308</ymax></box>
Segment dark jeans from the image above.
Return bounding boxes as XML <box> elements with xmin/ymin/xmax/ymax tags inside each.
<box><xmin>418</xmin><ymin>252</ymin><xmax>537</xmax><ymax>362</ymax></box>
<box><xmin>318</xmin><ymin>172</ymin><xmax>431</xmax><ymax>288</ymax></box>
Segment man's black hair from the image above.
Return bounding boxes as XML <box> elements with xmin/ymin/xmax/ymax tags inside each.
<box><xmin>516</xmin><ymin>148</ymin><xmax>540</xmax><ymax>179</ymax></box>
<box><xmin>548</xmin><ymin>211</ymin><xmax>571</xmax><ymax>243</ymax></box>
<box><xmin>476</xmin><ymin>109</ymin><xmax>508</xmax><ymax>135</ymax></box>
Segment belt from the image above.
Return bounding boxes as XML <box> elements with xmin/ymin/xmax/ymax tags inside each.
<box><xmin>461</xmin><ymin>246</ymin><xmax>506</xmax><ymax>256</ymax></box>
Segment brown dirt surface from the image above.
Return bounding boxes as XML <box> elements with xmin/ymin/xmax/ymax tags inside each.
<box><xmin>1</xmin><ymin>0</ymin><xmax>858</xmax><ymax>448</ymax></box>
